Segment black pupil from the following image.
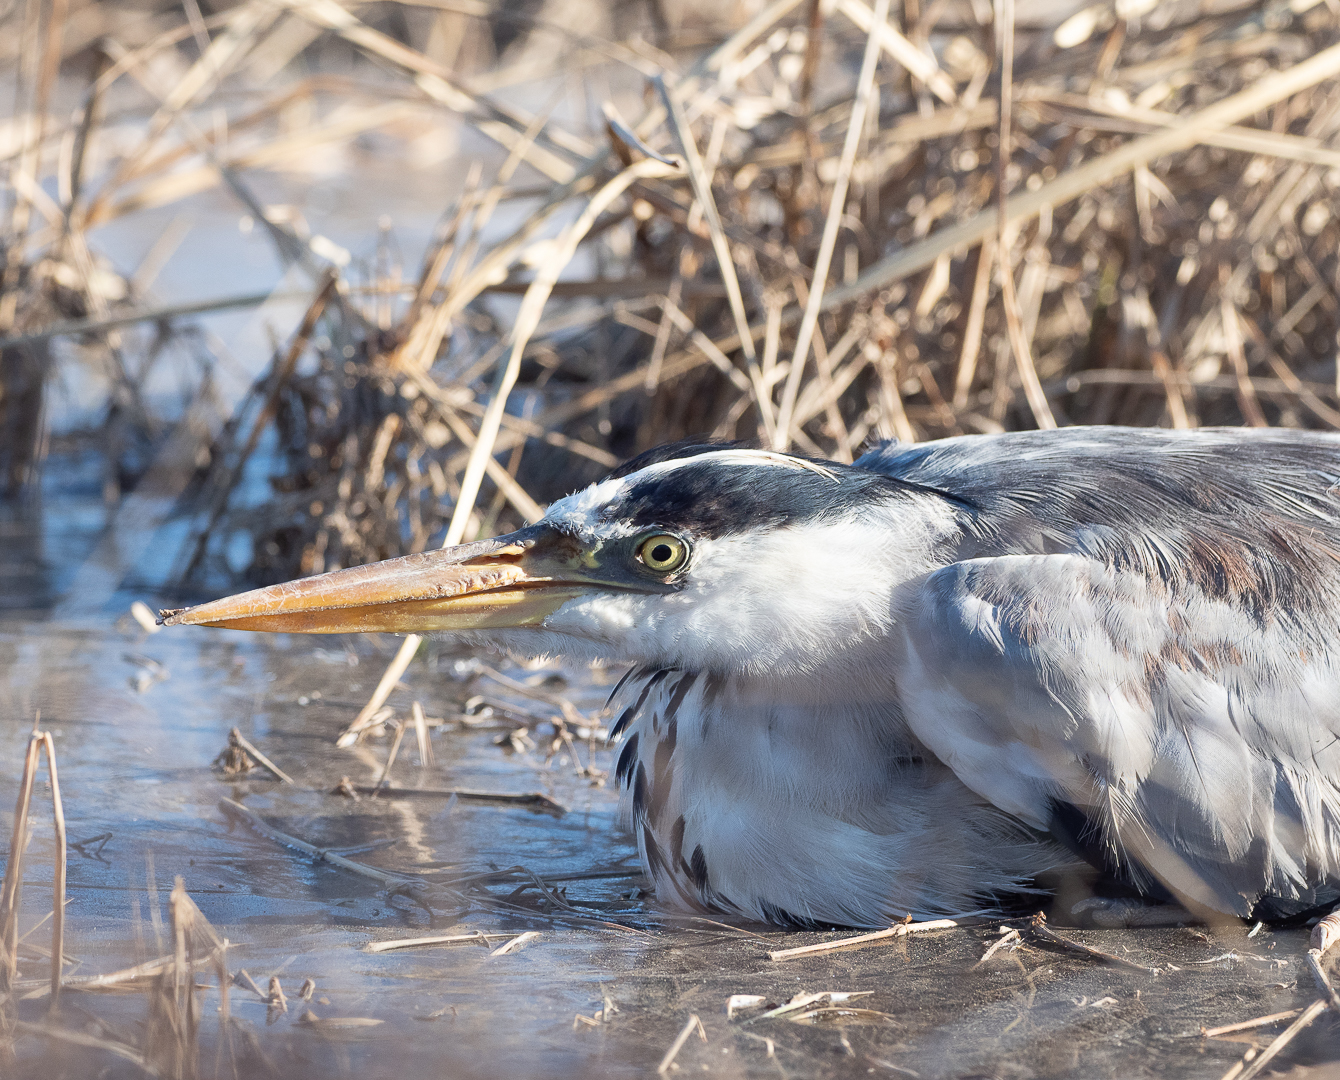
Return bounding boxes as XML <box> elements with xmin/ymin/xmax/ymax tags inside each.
<box><xmin>650</xmin><ymin>543</ymin><xmax>673</xmax><ymax>564</ymax></box>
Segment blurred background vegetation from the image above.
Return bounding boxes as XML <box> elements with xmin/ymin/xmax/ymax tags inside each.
<box><xmin>4</xmin><ymin>0</ymin><xmax>1340</xmax><ymax>603</ymax></box>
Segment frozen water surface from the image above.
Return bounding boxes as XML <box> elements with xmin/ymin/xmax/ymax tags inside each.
<box><xmin>2</xmin><ymin>580</ymin><xmax>1338</xmax><ymax>1078</ymax></box>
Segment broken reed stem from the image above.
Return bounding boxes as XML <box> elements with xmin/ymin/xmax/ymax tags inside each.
<box><xmin>182</xmin><ymin>267</ymin><xmax>339</xmax><ymax>579</ymax></box>
<box><xmin>1232</xmin><ymin>998</ymin><xmax>1330</xmax><ymax>1080</ymax></box>
<box><xmin>488</xmin><ymin>930</ymin><xmax>539</xmax><ymax>956</ymax></box>
<box><xmin>371</xmin><ymin>720</ymin><xmax>407</xmax><ymax>793</ymax></box>
<box><xmin>1305</xmin><ymin>949</ymin><xmax>1340</xmax><ymax>1013</ymax></box>
<box><xmin>972</xmin><ymin>926</ymin><xmax>1022</xmax><ymax>968</ymax></box>
<box><xmin>41</xmin><ymin>952</ymin><xmax>177</xmax><ymax>993</ymax></box>
<box><xmin>340</xmin><ymin>648</ymin><xmax>416</xmax><ymax>748</ymax></box>
<box><xmin>0</xmin><ymin>732</ymin><xmax>41</xmax><ymax>993</ymax></box>
<box><xmin>835</xmin><ymin>0</ymin><xmax>956</xmax><ymax>104</ymax></box>
<box><xmin>1307</xmin><ymin>909</ymin><xmax>1340</xmax><ymax>1012</ymax></box>
<box><xmin>657</xmin><ymin>1013</ymin><xmax>707</xmax><ymax>1074</ymax></box>
<box><xmin>143</xmin><ymin>879</ymin><xmax>228</xmax><ymax>1080</ymax></box>
<box><xmin>10</xmin><ymin>1019</ymin><xmax>154</xmax><ymax>1071</ymax></box>
<box><xmin>365</xmin><ymin>932</ymin><xmax>511</xmax><ymax>953</ymax></box>
<box><xmin>41</xmin><ymin>733</ymin><xmax>65</xmax><ymax>1011</ymax></box>
<box><xmin>171</xmin><ymin>879</ymin><xmax>199</xmax><ymax>1075</ymax></box>
<box><xmin>774</xmin><ymin>0</ymin><xmax>890</xmax><ymax>449</ymax></box>
<box><xmin>1203</xmin><ymin>1008</ymin><xmax>1305</xmax><ymax>1038</ymax></box>
<box><xmin>217</xmin><ymin>798</ymin><xmax>631</xmax><ymax>932</ymax></box>
<box><xmin>346</xmin><ymin>786</ymin><xmax>565</xmax><ymax>813</ymax></box>
<box><xmin>768</xmin><ymin>918</ymin><xmax>957</xmax><ymax>960</ymax></box>
<box><xmin>412</xmin><ymin>701</ymin><xmax>434</xmax><ymax>766</ymax></box>
<box><xmin>1208</xmin><ymin>909</ymin><xmax>1340</xmax><ymax>1080</ymax></box>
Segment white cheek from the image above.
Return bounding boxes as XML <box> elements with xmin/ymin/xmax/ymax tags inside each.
<box><xmin>671</xmin><ymin>515</ymin><xmax>952</xmax><ymax>672</ymax></box>
<box><xmin>546</xmin><ymin>593</ymin><xmax>641</xmax><ymax>637</ymax></box>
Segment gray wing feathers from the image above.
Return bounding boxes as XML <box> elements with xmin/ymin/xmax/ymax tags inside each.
<box><xmin>860</xmin><ymin>427</ymin><xmax>1340</xmax><ymax>612</ymax></box>
<box><xmin>896</xmin><ymin>554</ymin><xmax>1340</xmax><ymax>915</ymax></box>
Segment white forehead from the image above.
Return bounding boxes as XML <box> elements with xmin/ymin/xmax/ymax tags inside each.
<box><xmin>542</xmin><ymin>449</ymin><xmax>839</xmax><ymax>538</ymax></box>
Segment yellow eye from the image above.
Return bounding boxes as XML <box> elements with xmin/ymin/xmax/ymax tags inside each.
<box><xmin>637</xmin><ymin>533</ymin><xmax>688</xmax><ymax>574</ymax></box>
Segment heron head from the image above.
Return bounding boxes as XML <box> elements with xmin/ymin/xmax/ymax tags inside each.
<box><xmin>160</xmin><ymin>443</ymin><xmax>960</xmax><ymax>676</ymax></box>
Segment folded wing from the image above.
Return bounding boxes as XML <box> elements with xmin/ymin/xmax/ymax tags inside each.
<box><xmin>894</xmin><ymin>552</ymin><xmax>1340</xmax><ymax>916</ymax></box>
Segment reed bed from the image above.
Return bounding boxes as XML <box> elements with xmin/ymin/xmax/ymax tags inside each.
<box><xmin>9</xmin><ymin>7</ymin><xmax>1340</xmax><ymax>1074</ymax></box>
<box><xmin>4</xmin><ymin>0</ymin><xmax>1340</xmax><ymax>589</ymax></box>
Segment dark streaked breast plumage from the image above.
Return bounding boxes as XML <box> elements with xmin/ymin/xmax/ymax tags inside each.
<box><xmin>611</xmin><ymin>668</ymin><xmax>727</xmax><ymax>915</ymax></box>
<box><xmin>608</xmin><ymin>666</ymin><xmax>1068</xmax><ymax>927</ymax></box>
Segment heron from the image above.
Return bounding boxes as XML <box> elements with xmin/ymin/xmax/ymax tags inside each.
<box><xmin>161</xmin><ymin>425</ymin><xmax>1340</xmax><ymax>929</ymax></box>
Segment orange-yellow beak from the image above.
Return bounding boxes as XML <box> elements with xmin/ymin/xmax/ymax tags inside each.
<box><xmin>157</xmin><ymin>531</ymin><xmax>596</xmax><ymax>635</ymax></box>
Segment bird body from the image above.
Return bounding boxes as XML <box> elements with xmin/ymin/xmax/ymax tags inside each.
<box><xmin>162</xmin><ymin>426</ymin><xmax>1340</xmax><ymax>928</ymax></box>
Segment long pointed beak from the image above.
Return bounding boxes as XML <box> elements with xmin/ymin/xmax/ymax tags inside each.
<box><xmin>157</xmin><ymin>532</ymin><xmax>592</xmax><ymax>635</ymax></box>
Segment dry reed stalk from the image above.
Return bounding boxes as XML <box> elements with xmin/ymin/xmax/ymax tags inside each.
<box><xmin>488</xmin><ymin>930</ymin><xmax>539</xmax><ymax>956</ymax></box>
<box><xmin>1306</xmin><ymin>910</ymin><xmax>1340</xmax><ymax>1012</ymax></box>
<box><xmin>399</xmin><ymin>104</ymin><xmax>558</xmax><ymax>372</ymax></box>
<box><xmin>1024</xmin><ymin>912</ymin><xmax>1159</xmax><ymax>975</ymax></box>
<box><xmin>10</xmin><ymin>1019</ymin><xmax>155</xmax><ymax>1071</ymax></box>
<box><xmin>417</xmin><ymin>395</ymin><xmax>545</xmax><ymax>519</ymax></box>
<box><xmin>345</xmin><ymin>787</ymin><xmax>565</xmax><ymax>812</ymax></box>
<box><xmin>41</xmin><ymin>733</ymin><xmax>65</xmax><ymax>1012</ymax></box>
<box><xmin>993</xmin><ymin>0</ymin><xmax>1055</xmax><ymax>431</ymax></box>
<box><xmin>0</xmin><ymin>733</ymin><xmax>41</xmax><ymax>995</ymax></box>
<box><xmin>830</xmin><ymin>38</ymin><xmax>1340</xmax><ymax>311</ymax></box>
<box><xmin>774</xmin><ymin>0</ymin><xmax>890</xmax><ymax>450</ymax></box>
<box><xmin>141</xmin><ymin>879</ymin><xmax>229</xmax><ymax>1080</ymax></box>
<box><xmin>653</xmin><ymin>74</ymin><xmax>756</xmax><ymax>367</ymax></box>
<box><xmin>952</xmin><ymin>239</ymin><xmax>994</xmax><ymax>409</ymax></box>
<box><xmin>82</xmin><ymin>0</ymin><xmax>281</xmax><ymax>229</ymax></box>
<box><xmin>218</xmin><ymin>799</ymin><xmax>650</xmax><ymax>932</ymax></box>
<box><xmin>44</xmin><ymin>953</ymin><xmax>176</xmax><ymax>993</ymax></box>
<box><xmin>835</xmin><ymin>0</ymin><xmax>955</xmax><ymax>104</ymax></box>
<box><xmin>0</xmin><ymin>723</ymin><xmax>67</xmax><ymax>1010</ymax></box>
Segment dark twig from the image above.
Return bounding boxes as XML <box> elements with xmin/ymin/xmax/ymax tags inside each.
<box><xmin>224</xmin><ymin>728</ymin><xmax>294</xmax><ymax>785</ymax></box>
<box><xmin>1024</xmin><ymin>912</ymin><xmax>1159</xmax><ymax>975</ymax></box>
